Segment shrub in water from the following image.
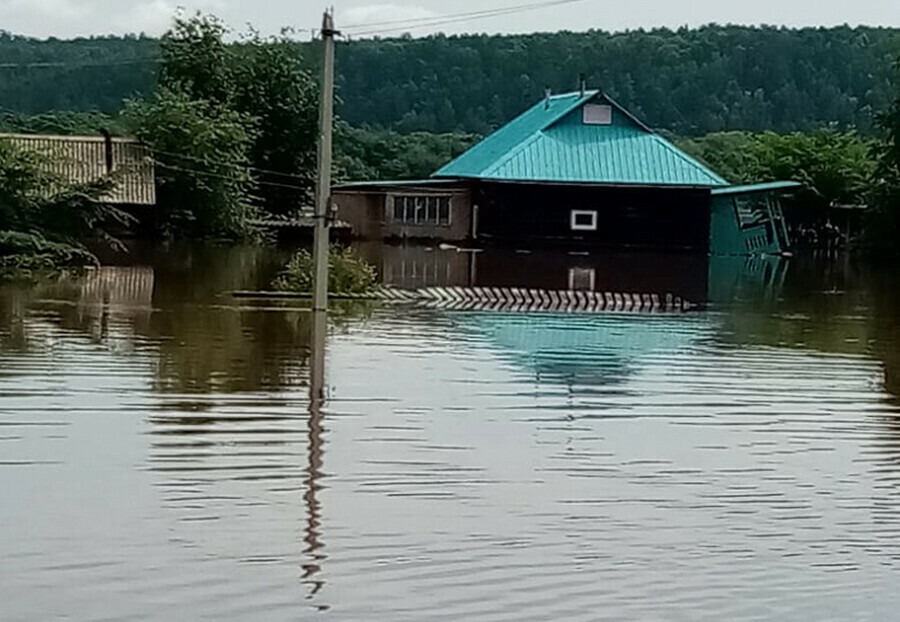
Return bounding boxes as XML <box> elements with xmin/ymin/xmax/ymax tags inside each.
<box><xmin>273</xmin><ymin>248</ymin><xmax>377</xmax><ymax>295</ymax></box>
<box><xmin>0</xmin><ymin>231</ymin><xmax>99</xmax><ymax>282</ymax></box>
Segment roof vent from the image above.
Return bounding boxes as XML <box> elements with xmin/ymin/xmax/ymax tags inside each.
<box><xmin>583</xmin><ymin>104</ymin><xmax>612</xmax><ymax>125</ymax></box>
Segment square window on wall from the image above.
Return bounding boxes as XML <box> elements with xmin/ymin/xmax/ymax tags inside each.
<box><xmin>583</xmin><ymin>104</ymin><xmax>612</xmax><ymax>125</ymax></box>
<box><xmin>571</xmin><ymin>210</ymin><xmax>598</xmax><ymax>231</ymax></box>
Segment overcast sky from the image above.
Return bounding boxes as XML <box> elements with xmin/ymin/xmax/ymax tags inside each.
<box><xmin>1</xmin><ymin>0</ymin><xmax>899</xmax><ymax>39</ymax></box>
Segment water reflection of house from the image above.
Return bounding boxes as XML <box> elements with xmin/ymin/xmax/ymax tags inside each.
<box><xmin>460</xmin><ymin>312</ymin><xmax>711</xmax><ymax>388</ymax></box>
<box><xmin>360</xmin><ymin>245</ymin><xmax>714</xmax><ymax>304</ymax></box>
<box><xmin>335</xmin><ymin>90</ymin><xmax>798</xmax><ymax>255</ymax></box>
<box><xmin>77</xmin><ymin>267</ymin><xmax>156</xmax><ymax>337</ymax></box>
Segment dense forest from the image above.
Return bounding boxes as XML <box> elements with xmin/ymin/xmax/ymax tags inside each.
<box><xmin>2</xmin><ymin>25</ymin><xmax>900</xmax><ymax>136</ymax></box>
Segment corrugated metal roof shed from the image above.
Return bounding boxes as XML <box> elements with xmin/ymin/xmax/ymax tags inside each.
<box><xmin>433</xmin><ymin>92</ymin><xmax>728</xmax><ymax>188</ymax></box>
<box><xmin>0</xmin><ymin>134</ymin><xmax>156</xmax><ymax>206</ymax></box>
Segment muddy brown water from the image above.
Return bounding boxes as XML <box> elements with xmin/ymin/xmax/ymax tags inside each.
<box><xmin>1</xmin><ymin>244</ymin><xmax>899</xmax><ymax>621</ymax></box>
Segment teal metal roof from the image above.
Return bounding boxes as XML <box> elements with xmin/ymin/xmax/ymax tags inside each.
<box><xmin>711</xmin><ymin>181</ymin><xmax>802</xmax><ymax>196</ymax></box>
<box><xmin>433</xmin><ymin>92</ymin><xmax>728</xmax><ymax>187</ymax></box>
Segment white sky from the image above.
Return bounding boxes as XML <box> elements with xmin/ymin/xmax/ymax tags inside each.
<box><xmin>0</xmin><ymin>0</ymin><xmax>898</xmax><ymax>39</ymax></box>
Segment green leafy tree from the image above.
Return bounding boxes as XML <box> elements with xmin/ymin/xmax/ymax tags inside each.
<box><xmin>679</xmin><ymin>129</ymin><xmax>877</xmax><ymax>211</ymax></box>
<box><xmin>151</xmin><ymin>14</ymin><xmax>319</xmax><ymax>216</ymax></box>
<box><xmin>231</xmin><ymin>32</ymin><xmax>319</xmax><ymax>214</ymax></box>
<box><xmin>867</xmin><ymin>60</ymin><xmax>900</xmax><ymax>256</ymax></box>
<box><xmin>158</xmin><ymin>14</ymin><xmax>233</xmax><ymax>105</ymax></box>
<box><xmin>335</xmin><ymin>122</ymin><xmax>479</xmax><ymax>181</ymax></box>
<box><xmin>123</xmin><ymin>88</ymin><xmax>258</xmax><ymax>239</ymax></box>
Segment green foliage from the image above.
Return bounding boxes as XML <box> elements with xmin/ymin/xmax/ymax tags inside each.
<box><xmin>0</xmin><ymin>32</ymin><xmax>158</xmax><ymax>114</ymax></box>
<box><xmin>0</xmin><ymin>138</ymin><xmax>128</xmax><ymax>244</ymax></box>
<box><xmin>158</xmin><ymin>15</ymin><xmax>233</xmax><ymax>105</ymax></box>
<box><xmin>679</xmin><ymin>130</ymin><xmax>877</xmax><ymax>211</ymax></box>
<box><xmin>231</xmin><ymin>33</ymin><xmax>319</xmax><ymax>214</ymax></box>
<box><xmin>331</xmin><ymin>25</ymin><xmax>900</xmax><ymax>136</ymax></box>
<box><xmin>0</xmin><ymin>110</ymin><xmax>123</xmax><ymax>136</ymax></box>
<box><xmin>0</xmin><ymin>139</ymin><xmax>125</xmax><ymax>281</ymax></box>
<box><xmin>867</xmin><ymin>60</ymin><xmax>900</xmax><ymax>256</ymax></box>
<box><xmin>335</xmin><ymin>122</ymin><xmax>480</xmax><ymax>181</ymax></box>
<box><xmin>0</xmin><ymin>231</ymin><xmax>98</xmax><ymax>281</ymax></box>
<box><xmin>123</xmin><ymin>88</ymin><xmax>259</xmax><ymax>239</ymax></box>
<box><xmin>124</xmin><ymin>13</ymin><xmax>319</xmax><ymax>234</ymax></box>
<box><xmin>273</xmin><ymin>248</ymin><xmax>377</xmax><ymax>295</ymax></box>
<box><xmin>3</xmin><ymin>26</ymin><xmax>900</xmax><ymax>136</ymax></box>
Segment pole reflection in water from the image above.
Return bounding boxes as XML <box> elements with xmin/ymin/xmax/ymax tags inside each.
<box><xmin>302</xmin><ymin>309</ymin><xmax>328</xmax><ymax>608</ymax></box>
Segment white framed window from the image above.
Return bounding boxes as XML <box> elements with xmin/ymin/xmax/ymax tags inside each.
<box><xmin>570</xmin><ymin>209</ymin><xmax>598</xmax><ymax>231</ymax></box>
<box><xmin>391</xmin><ymin>195</ymin><xmax>451</xmax><ymax>226</ymax></box>
<box><xmin>583</xmin><ymin>104</ymin><xmax>612</xmax><ymax>125</ymax></box>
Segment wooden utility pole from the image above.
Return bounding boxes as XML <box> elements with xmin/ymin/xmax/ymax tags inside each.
<box><xmin>312</xmin><ymin>9</ymin><xmax>337</xmax><ymax>312</ymax></box>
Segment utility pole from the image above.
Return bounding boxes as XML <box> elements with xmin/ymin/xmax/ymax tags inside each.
<box><xmin>312</xmin><ymin>9</ymin><xmax>338</xmax><ymax>313</ymax></box>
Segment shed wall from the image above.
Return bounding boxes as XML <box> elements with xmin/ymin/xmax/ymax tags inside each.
<box><xmin>709</xmin><ymin>193</ymin><xmax>788</xmax><ymax>255</ymax></box>
<box><xmin>334</xmin><ymin>188</ymin><xmax>471</xmax><ymax>242</ymax></box>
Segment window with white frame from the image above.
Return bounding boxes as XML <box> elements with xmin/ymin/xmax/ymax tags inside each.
<box><xmin>583</xmin><ymin>104</ymin><xmax>613</xmax><ymax>125</ymax></box>
<box><xmin>570</xmin><ymin>209</ymin><xmax>598</xmax><ymax>231</ymax></box>
<box><xmin>392</xmin><ymin>195</ymin><xmax>451</xmax><ymax>226</ymax></box>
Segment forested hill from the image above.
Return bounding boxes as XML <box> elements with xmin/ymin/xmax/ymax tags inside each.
<box><xmin>2</xmin><ymin>25</ymin><xmax>899</xmax><ymax>136</ymax></box>
<box><xmin>335</xmin><ymin>26</ymin><xmax>900</xmax><ymax>136</ymax></box>
<box><xmin>0</xmin><ymin>34</ymin><xmax>158</xmax><ymax>113</ymax></box>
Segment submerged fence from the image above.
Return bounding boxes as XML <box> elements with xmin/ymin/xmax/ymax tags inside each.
<box><xmin>235</xmin><ymin>286</ymin><xmax>696</xmax><ymax>313</ymax></box>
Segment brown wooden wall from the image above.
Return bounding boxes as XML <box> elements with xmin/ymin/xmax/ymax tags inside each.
<box><xmin>334</xmin><ymin>187</ymin><xmax>472</xmax><ymax>242</ymax></box>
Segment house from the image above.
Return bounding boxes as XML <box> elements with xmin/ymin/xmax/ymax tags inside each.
<box><xmin>0</xmin><ymin>133</ymin><xmax>156</xmax><ymax>207</ymax></box>
<box><xmin>333</xmin><ymin>90</ymin><xmax>798</xmax><ymax>255</ymax></box>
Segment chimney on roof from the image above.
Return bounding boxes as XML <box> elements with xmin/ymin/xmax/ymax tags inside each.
<box><xmin>579</xmin><ymin>74</ymin><xmax>586</xmax><ymax>98</ymax></box>
<box><xmin>544</xmin><ymin>86</ymin><xmax>551</xmax><ymax>110</ymax></box>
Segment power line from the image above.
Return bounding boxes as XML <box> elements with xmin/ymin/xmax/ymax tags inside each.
<box><xmin>341</xmin><ymin>0</ymin><xmax>587</xmax><ymax>36</ymax></box>
<box><xmin>0</xmin><ymin>58</ymin><xmax>160</xmax><ymax>69</ymax></box>
<box><xmin>154</xmin><ymin>160</ymin><xmax>311</xmax><ymax>193</ymax></box>
<box><xmin>149</xmin><ymin>145</ymin><xmax>311</xmax><ymax>182</ymax></box>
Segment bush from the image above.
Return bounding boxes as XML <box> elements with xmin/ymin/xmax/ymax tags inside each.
<box><xmin>0</xmin><ymin>231</ymin><xmax>98</xmax><ymax>282</ymax></box>
<box><xmin>272</xmin><ymin>247</ymin><xmax>377</xmax><ymax>295</ymax></box>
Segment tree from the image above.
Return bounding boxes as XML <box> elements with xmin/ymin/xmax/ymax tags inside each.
<box><xmin>4</xmin><ymin>26</ymin><xmax>900</xmax><ymax>137</ymax></box>
<box><xmin>679</xmin><ymin>129</ymin><xmax>877</xmax><ymax>211</ymax></box>
<box><xmin>153</xmin><ymin>14</ymin><xmax>319</xmax><ymax>216</ymax></box>
<box><xmin>231</xmin><ymin>33</ymin><xmax>318</xmax><ymax>214</ymax></box>
<box><xmin>334</xmin><ymin>122</ymin><xmax>478</xmax><ymax>181</ymax></box>
<box><xmin>867</xmin><ymin>59</ymin><xmax>900</xmax><ymax>256</ymax></box>
<box><xmin>123</xmin><ymin>88</ymin><xmax>258</xmax><ymax>239</ymax></box>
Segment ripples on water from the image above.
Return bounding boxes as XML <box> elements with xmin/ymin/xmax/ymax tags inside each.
<box><xmin>1</xmin><ymin>246</ymin><xmax>899</xmax><ymax>621</ymax></box>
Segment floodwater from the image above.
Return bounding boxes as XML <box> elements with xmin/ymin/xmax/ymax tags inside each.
<box><xmin>2</xmin><ymin>244</ymin><xmax>899</xmax><ymax>621</ymax></box>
